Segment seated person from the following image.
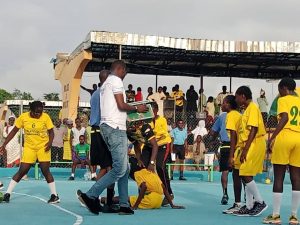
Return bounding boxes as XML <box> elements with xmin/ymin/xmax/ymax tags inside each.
<box><xmin>69</xmin><ymin>135</ymin><xmax>92</xmax><ymax>180</ymax></box>
<box><xmin>193</xmin><ymin>135</ymin><xmax>206</xmax><ymax>171</ymax></box>
<box><xmin>101</xmin><ymin>157</ymin><xmax>185</xmax><ymax>210</ymax></box>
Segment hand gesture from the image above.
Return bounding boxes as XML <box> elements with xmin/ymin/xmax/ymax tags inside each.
<box><xmin>240</xmin><ymin>149</ymin><xmax>248</xmax><ymax>163</ymax></box>
<box><xmin>147</xmin><ymin>164</ymin><xmax>155</xmax><ymax>173</ymax></box>
<box><xmin>267</xmin><ymin>139</ymin><xmax>274</xmax><ymax>154</ymax></box>
<box><xmin>136</xmin><ymin>104</ymin><xmax>148</xmax><ymax>113</ymax></box>
<box><xmin>45</xmin><ymin>142</ymin><xmax>51</xmax><ymax>152</ymax></box>
<box><xmin>137</xmin><ymin>159</ymin><xmax>145</xmax><ymax>168</ymax></box>
<box><xmin>172</xmin><ymin>205</ymin><xmax>185</xmax><ymax>209</ymax></box>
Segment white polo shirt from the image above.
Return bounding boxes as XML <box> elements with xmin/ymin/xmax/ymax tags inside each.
<box><xmin>100</xmin><ymin>74</ymin><xmax>127</xmax><ymax>130</ymax></box>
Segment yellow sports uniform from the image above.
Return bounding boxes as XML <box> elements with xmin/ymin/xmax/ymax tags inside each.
<box><xmin>170</xmin><ymin>90</ymin><xmax>184</xmax><ymax>107</ymax></box>
<box><xmin>226</xmin><ymin>110</ymin><xmax>242</xmax><ymax>168</ymax></box>
<box><xmin>63</xmin><ymin>128</ymin><xmax>72</xmax><ymax>161</ymax></box>
<box><xmin>129</xmin><ymin>169</ymin><xmax>164</xmax><ymax>209</ymax></box>
<box><xmin>272</xmin><ymin>95</ymin><xmax>300</xmax><ymax>167</ymax></box>
<box><xmin>235</xmin><ymin>102</ymin><xmax>266</xmax><ymax>176</ymax></box>
<box><xmin>15</xmin><ymin>112</ymin><xmax>54</xmax><ymax>163</ymax></box>
<box><xmin>149</xmin><ymin>116</ymin><xmax>172</xmax><ymax>146</ymax></box>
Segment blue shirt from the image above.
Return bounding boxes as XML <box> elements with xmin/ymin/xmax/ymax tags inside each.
<box><xmin>171</xmin><ymin>127</ymin><xmax>187</xmax><ymax>145</ymax></box>
<box><xmin>90</xmin><ymin>88</ymin><xmax>100</xmax><ymax>126</ymax></box>
<box><xmin>212</xmin><ymin>112</ymin><xmax>230</xmax><ymax>142</ymax></box>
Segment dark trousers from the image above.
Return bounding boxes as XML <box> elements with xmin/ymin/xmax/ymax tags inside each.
<box><xmin>141</xmin><ymin>145</ymin><xmax>173</xmax><ymax>195</ymax></box>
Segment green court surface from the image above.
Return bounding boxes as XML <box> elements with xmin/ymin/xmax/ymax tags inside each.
<box><xmin>0</xmin><ymin>169</ymin><xmax>295</xmax><ymax>225</ymax></box>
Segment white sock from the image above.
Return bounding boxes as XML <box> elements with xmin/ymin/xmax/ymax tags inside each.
<box><xmin>292</xmin><ymin>191</ymin><xmax>300</xmax><ymax>216</ymax></box>
<box><xmin>246</xmin><ymin>180</ymin><xmax>263</xmax><ymax>203</ymax></box>
<box><xmin>92</xmin><ymin>173</ymin><xmax>96</xmax><ymax>178</ymax></box>
<box><xmin>245</xmin><ymin>186</ymin><xmax>254</xmax><ymax>209</ymax></box>
<box><xmin>272</xmin><ymin>192</ymin><xmax>282</xmax><ymax>216</ymax></box>
<box><xmin>48</xmin><ymin>182</ymin><xmax>57</xmax><ymax>196</ymax></box>
<box><xmin>71</xmin><ymin>173</ymin><xmax>74</xmax><ymax>177</ymax></box>
<box><xmin>6</xmin><ymin>180</ymin><xmax>18</xmax><ymax>194</ymax></box>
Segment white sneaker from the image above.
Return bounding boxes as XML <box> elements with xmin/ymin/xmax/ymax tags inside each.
<box><xmin>223</xmin><ymin>203</ymin><xmax>242</xmax><ymax>214</ymax></box>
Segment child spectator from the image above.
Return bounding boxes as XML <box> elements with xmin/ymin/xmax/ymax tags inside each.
<box><xmin>193</xmin><ymin>135</ymin><xmax>206</xmax><ymax>171</ymax></box>
<box><xmin>135</xmin><ymin>87</ymin><xmax>143</xmax><ymax>101</ymax></box>
<box><xmin>69</xmin><ymin>135</ymin><xmax>92</xmax><ymax>180</ymax></box>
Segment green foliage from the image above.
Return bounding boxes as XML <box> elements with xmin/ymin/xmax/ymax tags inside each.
<box><xmin>12</xmin><ymin>89</ymin><xmax>33</xmax><ymax>100</ymax></box>
<box><xmin>43</xmin><ymin>93</ymin><xmax>60</xmax><ymax>101</ymax></box>
<box><xmin>0</xmin><ymin>89</ymin><xmax>13</xmax><ymax>103</ymax></box>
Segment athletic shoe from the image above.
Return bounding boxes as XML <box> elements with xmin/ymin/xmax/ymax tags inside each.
<box><xmin>289</xmin><ymin>215</ymin><xmax>299</xmax><ymax>225</ymax></box>
<box><xmin>102</xmin><ymin>204</ymin><xmax>119</xmax><ymax>213</ymax></box>
<box><xmin>222</xmin><ymin>203</ymin><xmax>241</xmax><ymax>214</ymax></box>
<box><xmin>233</xmin><ymin>205</ymin><xmax>251</xmax><ymax>217</ymax></box>
<box><xmin>119</xmin><ymin>207</ymin><xmax>134</xmax><ymax>215</ymax></box>
<box><xmin>3</xmin><ymin>193</ymin><xmax>10</xmax><ymax>203</ymax></box>
<box><xmin>0</xmin><ymin>182</ymin><xmax>3</xmax><ymax>190</ymax></box>
<box><xmin>179</xmin><ymin>176</ymin><xmax>187</xmax><ymax>181</ymax></box>
<box><xmin>221</xmin><ymin>194</ymin><xmax>229</xmax><ymax>205</ymax></box>
<box><xmin>91</xmin><ymin>177</ymin><xmax>97</xmax><ymax>181</ymax></box>
<box><xmin>249</xmin><ymin>201</ymin><xmax>268</xmax><ymax>216</ymax></box>
<box><xmin>48</xmin><ymin>194</ymin><xmax>60</xmax><ymax>204</ymax></box>
<box><xmin>263</xmin><ymin>214</ymin><xmax>281</xmax><ymax>224</ymax></box>
<box><xmin>161</xmin><ymin>194</ymin><xmax>174</xmax><ymax>207</ymax></box>
<box><xmin>78</xmin><ymin>193</ymin><xmax>100</xmax><ymax>215</ymax></box>
<box><xmin>68</xmin><ymin>176</ymin><xmax>75</xmax><ymax>181</ymax></box>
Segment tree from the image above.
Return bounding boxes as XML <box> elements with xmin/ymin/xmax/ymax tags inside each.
<box><xmin>43</xmin><ymin>93</ymin><xmax>60</xmax><ymax>101</ymax></box>
<box><xmin>12</xmin><ymin>89</ymin><xmax>33</xmax><ymax>100</ymax></box>
<box><xmin>0</xmin><ymin>89</ymin><xmax>13</xmax><ymax>103</ymax></box>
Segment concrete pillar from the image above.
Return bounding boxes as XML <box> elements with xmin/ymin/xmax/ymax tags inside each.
<box><xmin>54</xmin><ymin>50</ymin><xmax>92</xmax><ymax>121</ymax></box>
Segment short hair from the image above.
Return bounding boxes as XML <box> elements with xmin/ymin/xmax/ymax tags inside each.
<box><xmin>110</xmin><ymin>60</ymin><xmax>126</xmax><ymax>71</ymax></box>
<box><xmin>79</xmin><ymin>135</ymin><xmax>85</xmax><ymax>139</ymax></box>
<box><xmin>278</xmin><ymin>77</ymin><xmax>296</xmax><ymax>91</ymax></box>
<box><xmin>137</xmin><ymin>87</ymin><xmax>141</xmax><ymax>91</ymax></box>
<box><xmin>235</xmin><ymin>86</ymin><xmax>252</xmax><ymax>100</ymax></box>
<box><xmin>176</xmin><ymin>118</ymin><xmax>184</xmax><ymax>124</ymax></box>
<box><xmin>29</xmin><ymin>101</ymin><xmax>45</xmax><ymax>112</ymax></box>
<box><xmin>75</xmin><ymin>117</ymin><xmax>81</xmax><ymax>122</ymax></box>
<box><xmin>208</xmin><ymin>96</ymin><xmax>214</xmax><ymax>102</ymax></box>
<box><xmin>224</xmin><ymin>95</ymin><xmax>238</xmax><ymax>110</ymax></box>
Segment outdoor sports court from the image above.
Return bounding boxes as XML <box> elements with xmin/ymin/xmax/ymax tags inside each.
<box><xmin>0</xmin><ymin>169</ymin><xmax>293</xmax><ymax>225</ymax></box>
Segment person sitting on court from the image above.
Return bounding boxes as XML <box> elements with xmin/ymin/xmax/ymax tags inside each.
<box><xmin>69</xmin><ymin>135</ymin><xmax>92</xmax><ymax>180</ymax></box>
<box><xmin>100</xmin><ymin>157</ymin><xmax>185</xmax><ymax>210</ymax></box>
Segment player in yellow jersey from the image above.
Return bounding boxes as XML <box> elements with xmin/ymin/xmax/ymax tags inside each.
<box><xmin>233</xmin><ymin>86</ymin><xmax>268</xmax><ymax>217</ymax></box>
<box><xmin>263</xmin><ymin>78</ymin><xmax>300</xmax><ymax>225</ymax></box>
<box><xmin>0</xmin><ymin>101</ymin><xmax>59</xmax><ymax>204</ymax></box>
<box><xmin>221</xmin><ymin>95</ymin><xmax>243</xmax><ymax>214</ymax></box>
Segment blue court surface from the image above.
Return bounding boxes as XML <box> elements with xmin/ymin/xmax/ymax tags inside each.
<box><xmin>0</xmin><ymin>168</ymin><xmax>294</xmax><ymax>225</ymax></box>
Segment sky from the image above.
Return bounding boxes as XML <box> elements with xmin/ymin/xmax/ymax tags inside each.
<box><xmin>1</xmin><ymin>0</ymin><xmax>300</xmax><ymax>107</ymax></box>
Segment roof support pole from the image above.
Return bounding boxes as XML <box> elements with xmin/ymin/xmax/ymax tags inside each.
<box><xmin>230</xmin><ymin>76</ymin><xmax>232</xmax><ymax>93</ymax></box>
<box><xmin>54</xmin><ymin>51</ymin><xmax>92</xmax><ymax>120</ymax></box>
<box><xmin>155</xmin><ymin>74</ymin><xmax>158</xmax><ymax>91</ymax></box>
<box><xmin>200</xmin><ymin>75</ymin><xmax>203</xmax><ymax>90</ymax></box>
<box><xmin>119</xmin><ymin>45</ymin><xmax>122</xmax><ymax>60</ymax></box>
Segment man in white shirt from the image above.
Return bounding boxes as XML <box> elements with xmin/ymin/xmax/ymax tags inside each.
<box><xmin>78</xmin><ymin>60</ymin><xmax>147</xmax><ymax>215</ymax></box>
<box><xmin>148</xmin><ymin>86</ymin><xmax>166</xmax><ymax>116</ymax></box>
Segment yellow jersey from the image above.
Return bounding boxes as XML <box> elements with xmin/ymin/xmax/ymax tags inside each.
<box><xmin>134</xmin><ymin>169</ymin><xmax>163</xmax><ymax>195</ymax></box>
<box><xmin>15</xmin><ymin>112</ymin><xmax>54</xmax><ymax>151</ymax></box>
<box><xmin>238</xmin><ymin>102</ymin><xmax>266</xmax><ymax>145</ymax></box>
<box><xmin>278</xmin><ymin>95</ymin><xmax>300</xmax><ymax>132</ymax></box>
<box><xmin>170</xmin><ymin>90</ymin><xmax>184</xmax><ymax>106</ymax></box>
<box><xmin>226</xmin><ymin>110</ymin><xmax>242</xmax><ymax>138</ymax></box>
<box><xmin>150</xmin><ymin>116</ymin><xmax>172</xmax><ymax>146</ymax></box>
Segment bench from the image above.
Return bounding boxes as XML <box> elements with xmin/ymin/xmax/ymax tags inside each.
<box><xmin>34</xmin><ymin>162</ymin><xmax>73</xmax><ymax>180</ymax></box>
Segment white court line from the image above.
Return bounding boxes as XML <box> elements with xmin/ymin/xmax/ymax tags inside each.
<box><xmin>13</xmin><ymin>192</ymin><xmax>83</xmax><ymax>225</ymax></box>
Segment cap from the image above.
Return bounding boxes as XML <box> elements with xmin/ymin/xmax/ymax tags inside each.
<box><xmin>66</xmin><ymin>119</ymin><xmax>73</xmax><ymax>125</ymax></box>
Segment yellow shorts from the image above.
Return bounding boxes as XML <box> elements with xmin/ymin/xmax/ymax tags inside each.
<box><xmin>272</xmin><ymin>129</ymin><xmax>300</xmax><ymax>167</ymax></box>
<box><xmin>235</xmin><ymin>136</ymin><xmax>266</xmax><ymax>176</ymax></box>
<box><xmin>21</xmin><ymin>147</ymin><xmax>51</xmax><ymax>164</ymax></box>
<box><xmin>129</xmin><ymin>192</ymin><xmax>163</xmax><ymax>209</ymax></box>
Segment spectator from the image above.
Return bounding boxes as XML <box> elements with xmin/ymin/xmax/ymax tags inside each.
<box><xmin>163</xmin><ymin>86</ymin><xmax>170</xmax><ymax>98</ymax></box>
<box><xmin>135</xmin><ymin>87</ymin><xmax>143</xmax><ymax>101</ymax></box>
<box><xmin>170</xmin><ymin>119</ymin><xmax>188</xmax><ymax>180</ymax></box>
<box><xmin>170</xmin><ymin>85</ymin><xmax>185</xmax><ymax>112</ymax></box>
<box><xmin>193</xmin><ymin>135</ymin><xmax>206</xmax><ymax>171</ymax></box>
<box><xmin>198</xmin><ymin>88</ymin><xmax>207</xmax><ymax>112</ymax></box>
<box><xmin>63</xmin><ymin>119</ymin><xmax>73</xmax><ymax>161</ymax></box>
<box><xmin>146</xmin><ymin>87</ymin><xmax>154</xmax><ymax>100</ymax></box>
<box><xmin>71</xmin><ymin>118</ymin><xmax>87</xmax><ymax>163</ymax></box>
<box><xmin>206</xmin><ymin>96</ymin><xmax>215</xmax><ymax>118</ymax></box>
<box><xmin>148</xmin><ymin>86</ymin><xmax>166</xmax><ymax>116</ymax></box>
<box><xmin>216</xmin><ymin>86</ymin><xmax>229</xmax><ymax>113</ymax></box>
<box><xmin>80</xmin><ymin>84</ymin><xmax>97</xmax><ymax>96</ymax></box>
<box><xmin>186</xmin><ymin>85</ymin><xmax>198</xmax><ymax>112</ymax></box>
<box><xmin>52</xmin><ymin>119</ymin><xmax>65</xmax><ymax>164</ymax></box>
<box><xmin>126</xmin><ymin>84</ymin><xmax>135</xmax><ymax>103</ymax></box>
<box><xmin>191</xmin><ymin>120</ymin><xmax>208</xmax><ymax>141</ymax></box>
<box><xmin>257</xmin><ymin>89</ymin><xmax>269</xmax><ymax>125</ymax></box>
<box><xmin>69</xmin><ymin>135</ymin><xmax>92</xmax><ymax>180</ymax></box>
<box><xmin>3</xmin><ymin>116</ymin><xmax>20</xmax><ymax>167</ymax></box>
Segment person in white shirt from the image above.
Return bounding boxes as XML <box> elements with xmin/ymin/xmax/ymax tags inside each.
<box><xmin>77</xmin><ymin>60</ymin><xmax>147</xmax><ymax>215</ymax></box>
<box><xmin>71</xmin><ymin>118</ymin><xmax>86</xmax><ymax>148</ymax></box>
<box><xmin>257</xmin><ymin>89</ymin><xmax>269</xmax><ymax>124</ymax></box>
<box><xmin>148</xmin><ymin>86</ymin><xmax>166</xmax><ymax>116</ymax></box>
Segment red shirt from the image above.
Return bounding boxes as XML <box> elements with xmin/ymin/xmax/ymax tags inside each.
<box><xmin>135</xmin><ymin>91</ymin><xmax>143</xmax><ymax>101</ymax></box>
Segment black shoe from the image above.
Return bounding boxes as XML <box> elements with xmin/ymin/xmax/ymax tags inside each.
<box><xmin>179</xmin><ymin>176</ymin><xmax>187</xmax><ymax>181</ymax></box>
<box><xmin>0</xmin><ymin>183</ymin><xmax>3</xmax><ymax>190</ymax></box>
<box><xmin>102</xmin><ymin>204</ymin><xmax>119</xmax><ymax>213</ymax></box>
<box><xmin>68</xmin><ymin>176</ymin><xmax>75</xmax><ymax>181</ymax></box>
<box><xmin>233</xmin><ymin>205</ymin><xmax>252</xmax><ymax>217</ymax></box>
<box><xmin>3</xmin><ymin>193</ymin><xmax>10</xmax><ymax>203</ymax></box>
<box><xmin>171</xmin><ymin>176</ymin><xmax>174</xmax><ymax>180</ymax></box>
<box><xmin>91</xmin><ymin>177</ymin><xmax>97</xmax><ymax>181</ymax></box>
<box><xmin>48</xmin><ymin>194</ymin><xmax>60</xmax><ymax>204</ymax></box>
<box><xmin>78</xmin><ymin>193</ymin><xmax>99</xmax><ymax>215</ymax></box>
<box><xmin>221</xmin><ymin>194</ymin><xmax>229</xmax><ymax>205</ymax></box>
<box><xmin>119</xmin><ymin>206</ymin><xmax>134</xmax><ymax>215</ymax></box>
<box><xmin>249</xmin><ymin>201</ymin><xmax>268</xmax><ymax>216</ymax></box>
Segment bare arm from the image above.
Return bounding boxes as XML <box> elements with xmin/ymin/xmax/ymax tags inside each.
<box><xmin>45</xmin><ymin>128</ymin><xmax>54</xmax><ymax>152</ymax></box>
<box><xmin>132</xmin><ymin>182</ymin><xmax>147</xmax><ymax>210</ymax></box>
<box><xmin>2</xmin><ymin>126</ymin><xmax>19</xmax><ymax>147</ymax></box>
<box><xmin>147</xmin><ymin>138</ymin><xmax>158</xmax><ymax>172</ymax></box>
<box><xmin>133</xmin><ymin>142</ymin><xmax>145</xmax><ymax>168</ymax></box>
<box><xmin>162</xmin><ymin>184</ymin><xmax>185</xmax><ymax>209</ymax></box>
<box><xmin>114</xmin><ymin>93</ymin><xmax>147</xmax><ymax>112</ymax></box>
<box><xmin>240</xmin><ymin>126</ymin><xmax>257</xmax><ymax>163</ymax></box>
<box><xmin>268</xmin><ymin>112</ymin><xmax>288</xmax><ymax>151</ymax></box>
<box><xmin>228</xmin><ymin>130</ymin><xmax>237</xmax><ymax>168</ymax></box>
